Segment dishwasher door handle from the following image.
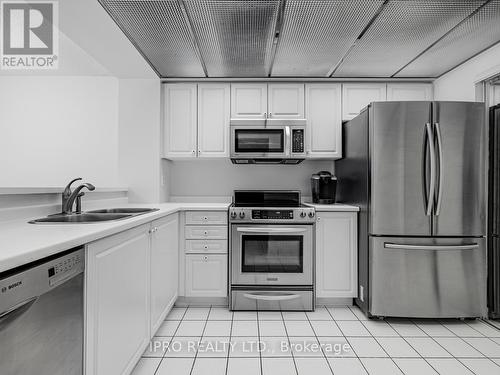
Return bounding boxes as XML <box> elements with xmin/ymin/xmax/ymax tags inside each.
<box><xmin>0</xmin><ymin>296</ymin><xmax>38</xmax><ymax>324</ymax></box>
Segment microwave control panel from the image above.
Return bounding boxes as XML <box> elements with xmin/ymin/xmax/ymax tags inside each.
<box><xmin>292</xmin><ymin>129</ymin><xmax>304</xmax><ymax>153</ymax></box>
<box><xmin>252</xmin><ymin>210</ymin><xmax>293</xmax><ymax>220</ymax></box>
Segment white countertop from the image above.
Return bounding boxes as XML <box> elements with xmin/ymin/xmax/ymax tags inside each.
<box><xmin>0</xmin><ymin>203</ymin><xmax>229</xmax><ymax>273</ymax></box>
<box><xmin>304</xmin><ymin>203</ymin><xmax>360</xmax><ymax>212</ymax></box>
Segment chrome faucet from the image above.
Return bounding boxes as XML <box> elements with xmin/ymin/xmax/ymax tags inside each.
<box><xmin>61</xmin><ymin>178</ymin><xmax>95</xmax><ymax>214</ymax></box>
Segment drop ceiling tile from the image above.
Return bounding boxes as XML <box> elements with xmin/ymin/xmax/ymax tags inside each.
<box><xmin>184</xmin><ymin>0</ymin><xmax>280</xmax><ymax>77</ymax></box>
<box><xmin>99</xmin><ymin>0</ymin><xmax>205</xmax><ymax>77</ymax></box>
<box><xmin>396</xmin><ymin>0</ymin><xmax>500</xmax><ymax>77</ymax></box>
<box><xmin>271</xmin><ymin>0</ymin><xmax>384</xmax><ymax>77</ymax></box>
<box><xmin>333</xmin><ymin>0</ymin><xmax>486</xmax><ymax>77</ymax></box>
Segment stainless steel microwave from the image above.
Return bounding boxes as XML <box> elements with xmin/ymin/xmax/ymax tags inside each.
<box><xmin>230</xmin><ymin>120</ymin><xmax>306</xmax><ymax>164</ymax></box>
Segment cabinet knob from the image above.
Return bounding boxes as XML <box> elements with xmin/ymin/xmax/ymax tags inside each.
<box><xmin>204</xmin><ymin>231</ymin><xmax>208</xmax><ymax>235</ymax></box>
<box><xmin>203</xmin><ymin>217</ymin><xmax>208</xmax><ymax>221</ymax></box>
<box><xmin>204</xmin><ymin>245</ymin><xmax>209</xmax><ymax>250</ymax></box>
<box><xmin>203</xmin><ymin>256</ymin><xmax>208</xmax><ymax>261</ymax></box>
<box><xmin>192</xmin><ymin>150</ymin><xmax>196</xmax><ymax>154</ymax></box>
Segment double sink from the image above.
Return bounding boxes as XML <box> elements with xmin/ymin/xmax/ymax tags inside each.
<box><xmin>30</xmin><ymin>208</ymin><xmax>159</xmax><ymax>224</ymax></box>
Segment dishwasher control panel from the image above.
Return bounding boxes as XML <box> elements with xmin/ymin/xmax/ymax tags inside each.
<box><xmin>48</xmin><ymin>251</ymin><xmax>83</xmax><ymax>286</ymax></box>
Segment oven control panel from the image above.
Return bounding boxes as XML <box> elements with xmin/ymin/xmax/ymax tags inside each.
<box><xmin>229</xmin><ymin>207</ymin><xmax>316</xmax><ymax>223</ymax></box>
<box><xmin>252</xmin><ymin>210</ymin><xmax>293</xmax><ymax>220</ymax></box>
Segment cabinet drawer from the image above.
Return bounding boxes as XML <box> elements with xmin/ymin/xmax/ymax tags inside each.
<box><xmin>185</xmin><ymin>226</ymin><xmax>228</xmax><ymax>240</ymax></box>
<box><xmin>185</xmin><ymin>240</ymin><xmax>228</xmax><ymax>253</ymax></box>
<box><xmin>185</xmin><ymin>211</ymin><xmax>228</xmax><ymax>225</ymax></box>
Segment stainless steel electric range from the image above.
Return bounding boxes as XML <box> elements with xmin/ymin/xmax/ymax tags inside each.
<box><xmin>229</xmin><ymin>190</ymin><xmax>316</xmax><ymax>311</ymax></box>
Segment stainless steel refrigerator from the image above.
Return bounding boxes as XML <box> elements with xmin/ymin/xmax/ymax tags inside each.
<box><xmin>489</xmin><ymin>104</ymin><xmax>500</xmax><ymax>319</ymax></box>
<box><xmin>336</xmin><ymin>101</ymin><xmax>487</xmax><ymax>319</ymax></box>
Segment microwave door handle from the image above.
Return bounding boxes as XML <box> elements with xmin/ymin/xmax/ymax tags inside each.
<box><xmin>285</xmin><ymin>126</ymin><xmax>291</xmax><ymax>157</ymax></box>
<box><xmin>236</xmin><ymin>227</ymin><xmax>308</xmax><ymax>234</ymax></box>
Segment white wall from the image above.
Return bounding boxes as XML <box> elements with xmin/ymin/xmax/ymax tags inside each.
<box><xmin>167</xmin><ymin>159</ymin><xmax>334</xmax><ymax>202</ymax></box>
<box><xmin>434</xmin><ymin>43</ymin><xmax>500</xmax><ymax>101</ymax></box>
<box><xmin>0</xmin><ymin>76</ymin><xmax>120</xmax><ymax>187</ymax></box>
<box><xmin>118</xmin><ymin>79</ymin><xmax>162</xmax><ymax>202</ymax></box>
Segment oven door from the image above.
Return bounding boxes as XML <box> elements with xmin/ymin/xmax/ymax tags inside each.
<box><xmin>231</xmin><ymin>224</ymin><xmax>313</xmax><ymax>286</ymax></box>
<box><xmin>230</xmin><ymin>126</ymin><xmax>287</xmax><ymax>158</ymax></box>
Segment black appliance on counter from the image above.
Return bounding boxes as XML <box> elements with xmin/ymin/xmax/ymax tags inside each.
<box><xmin>311</xmin><ymin>171</ymin><xmax>337</xmax><ymax>204</ymax></box>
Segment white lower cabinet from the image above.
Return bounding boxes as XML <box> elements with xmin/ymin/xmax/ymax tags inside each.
<box><xmin>85</xmin><ymin>213</ymin><xmax>180</xmax><ymax>375</ymax></box>
<box><xmin>316</xmin><ymin>212</ymin><xmax>358</xmax><ymax>298</ymax></box>
<box><xmin>185</xmin><ymin>254</ymin><xmax>227</xmax><ymax>297</ymax></box>
<box><xmin>150</xmin><ymin>214</ymin><xmax>179</xmax><ymax>335</ymax></box>
<box><xmin>85</xmin><ymin>225</ymin><xmax>151</xmax><ymax>375</ymax></box>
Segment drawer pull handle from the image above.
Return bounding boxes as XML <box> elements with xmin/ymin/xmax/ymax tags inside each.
<box><xmin>243</xmin><ymin>292</ymin><xmax>300</xmax><ymax>301</ymax></box>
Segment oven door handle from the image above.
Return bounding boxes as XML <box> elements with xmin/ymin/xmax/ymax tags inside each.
<box><xmin>243</xmin><ymin>292</ymin><xmax>301</xmax><ymax>301</ymax></box>
<box><xmin>236</xmin><ymin>227</ymin><xmax>308</xmax><ymax>234</ymax></box>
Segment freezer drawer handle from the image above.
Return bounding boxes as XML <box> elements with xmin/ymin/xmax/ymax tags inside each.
<box><xmin>384</xmin><ymin>243</ymin><xmax>479</xmax><ymax>251</ymax></box>
<box><xmin>237</xmin><ymin>228</ymin><xmax>308</xmax><ymax>234</ymax></box>
<box><xmin>243</xmin><ymin>292</ymin><xmax>301</xmax><ymax>301</ymax></box>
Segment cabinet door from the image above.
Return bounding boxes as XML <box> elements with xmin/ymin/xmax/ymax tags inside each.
<box><xmin>198</xmin><ymin>84</ymin><xmax>230</xmax><ymax>157</ymax></box>
<box><xmin>86</xmin><ymin>225</ymin><xmax>150</xmax><ymax>375</ymax></box>
<box><xmin>316</xmin><ymin>212</ymin><xmax>358</xmax><ymax>298</ymax></box>
<box><xmin>230</xmin><ymin>83</ymin><xmax>267</xmax><ymax>119</ymax></box>
<box><xmin>387</xmin><ymin>83</ymin><xmax>433</xmax><ymax>101</ymax></box>
<box><xmin>268</xmin><ymin>83</ymin><xmax>305</xmax><ymax>119</ymax></box>
<box><xmin>185</xmin><ymin>254</ymin><xmax>227</xmax><ymax>297</ymax></box>
<box><xmin>342</xmin><ymin>83</ymin><xmax>387</xmax><ymax>120</ymax></box>
<box><xmin>164</xmin><ymin>84</ymin><xmax>197</xmax><ymax>158</ymax></box>
<box><xmin>150</xmin><ymin>214</ymin><xmax>179</xmax><ymax>335</ymax></box>
<box><xmin>305</xmin><ymin>84</ymin><xmax>342</xmax><ymax>159</ymax></box>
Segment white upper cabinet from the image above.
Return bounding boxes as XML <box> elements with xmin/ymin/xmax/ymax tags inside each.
<box><xmin>387</xmin><ymin>83</ymin><xmax>433</xmax><ymax>101</ymax></box>
<box><xmin>197</xmin><ymin>83</ymin><xmax>230</xmax><ymax>157</ymax></box>
<box><xmin>268</xmin><ymin>83</ymin><xmax>305</xmax><ymax>119</ymax></box>
<box><xmin>342</xmin><ymin>83</ymin><xmax>387</xmax><ymax>120</ymax></box>
<box><xmin>164</xmin><ymin>84</ymin><xmax>197</xmax><ymax>158</ymax></box>
<box><xmin>231</xmin><ymin>83</ymin><xmax>267</xmax><ymax>119</ymax></box>
<box><xmin>305</xmin><ymin>84</ymin><xmax>342</xmax><ymax>159</ymax></box>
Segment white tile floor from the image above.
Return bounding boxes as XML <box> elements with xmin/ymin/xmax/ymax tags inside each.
<box><xmin>132</xmin><ymin>306</ymin><xmax>500</xmax><ymax>375</ymax></box>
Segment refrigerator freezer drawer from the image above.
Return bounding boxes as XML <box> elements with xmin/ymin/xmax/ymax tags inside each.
<box><xmin>370</xmin><ymin>236</ymin><xmax>486</xmax><ymax>318</ymax></box>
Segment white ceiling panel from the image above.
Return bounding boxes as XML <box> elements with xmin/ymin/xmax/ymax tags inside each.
<box><xmin>271</xmin><ymin>0</ymin><xmax>384</xmax><ymax>77</ymax></box>
<box><xmin>396</xmin><ymin>0</ymin><xmax>500</xmax><ymax>77</ymax></box>
<box><xmin>184</xmin><ymin>0</ymin><xmax>280</xmax><ymax>77</ymax></box>
<box><xmin>332</xmin><ymin>0</ymin><xmax>486</xmax><ymax>77</ymax></box>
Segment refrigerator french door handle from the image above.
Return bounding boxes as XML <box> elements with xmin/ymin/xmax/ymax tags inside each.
<box><xmin>425</xmin><ymin>123</ymin><xmax>436</xmax><ymax>216</ymax></box>
<box><xmin>434</xmin><ymin>122</ymin><xmax>443</xmax><ymax>216</ymax></box>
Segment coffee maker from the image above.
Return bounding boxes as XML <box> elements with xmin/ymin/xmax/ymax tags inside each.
<box><xmin>311</xmin><ymin>171</ymin><xmax>337</xmax><ymax>204</ymax></box>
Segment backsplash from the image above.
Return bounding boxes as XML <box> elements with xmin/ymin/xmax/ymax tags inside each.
<box><xmin>166</xmin><ymin>159</ymin><xmax>334</xmax><ymax>202</ymax></box>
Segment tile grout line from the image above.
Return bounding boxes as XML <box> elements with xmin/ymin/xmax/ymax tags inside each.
<box><xmin>188</xmin><ymin>305</ymin><xmax>211</xmax><ymax>375</ymax></box>
<box><xmin>153</xmin><ymin>306</ymin><xmax>188</xmax><ymax>375</ymax></box>
<box><xmin>256</xmin><ymin>311</ymin><xmax>263</xmax><ymax>375</ymax></box>
<box><xmin>385</xmin><ymin>318</ymin><xmax>446</xmax><ymax>374</ymax></box>
<box><xmin>307</xmin><ymin>305</ymin><xmax>334</xmax><ymax>374</ymax></box>
<box><xmin>326</xmin><ymin>306</ymin><xmax>370</xmax><ymax>375</ymax></box>
<box><xmin>281</xmin><ymin>310</ymin><xmax>299</xmax><ymax>375</ymax></box>
<box><xmin>225</xmin><ymin>306</ymin><xmax>234</xmax><ymax>375</ymax></box>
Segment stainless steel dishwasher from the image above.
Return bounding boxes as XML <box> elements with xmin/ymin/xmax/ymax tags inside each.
<box><xmin>0</xmin><ymin>247</ymin><xmax>84</xmax><ymax>375</ymax></box>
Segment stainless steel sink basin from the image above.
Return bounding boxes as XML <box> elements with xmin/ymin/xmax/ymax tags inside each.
<box><xmin>86</xmin><ymin>208</ymin><xmax>159</xmax><ymax>214</ymax></box>
<box><xmin>29</xmin><ymin>213</ymin><xmax>133</xmax><ymax>224</ymax></box>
